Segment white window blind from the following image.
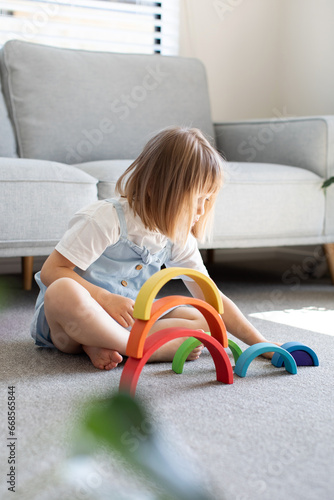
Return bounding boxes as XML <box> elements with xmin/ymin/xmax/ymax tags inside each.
<box><xmin>0</xmin><ymin>0</ymin><xmax>179</xmax><ymax>55</ymax></box>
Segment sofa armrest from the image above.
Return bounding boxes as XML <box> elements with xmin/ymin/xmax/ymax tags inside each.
<box><xmin>214</xmin><ymin>115</ymin><xmax>334</xmax><ymax>180</ymax></box>
<box><xmin>214</xmin><ymin>115</ymin><xmax>334</xmax><ymax>240</ymax></box>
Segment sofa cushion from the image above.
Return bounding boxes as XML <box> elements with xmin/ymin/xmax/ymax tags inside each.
<box><xmin>0</xmin><ymin>77</ymin><xmax>17</xmax><ymax>157</ymax></box>
<box><xmin>76</xmin><ymin>159</ymin><xmax>133</xmax><ymax>199</ymax></box>
<box><xmin>0</xmin><ymin>158</ymin><xmax>98</xmax><ymax>253</ymax></box>
<box><xmin>0</xmin><ymin>40</ymin><xmax>214</xmax><ymax>164</ymax></box>
<box><xmin>77</xmin><ymin>159</ymin><xmax>326</xmax><ymax>246</ymax></box>
<box><xmin>210</xmin><ymin>162</ymin><xmax>325</xmax><ymax>246</ymax></box>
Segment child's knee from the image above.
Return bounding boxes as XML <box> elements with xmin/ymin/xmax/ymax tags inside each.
<box><xmin>44</xmin><ymin>277</ymin><xmax>88</xmax><ymax>312</ymax></box>
<box><xmin>192</xmin><ymin>309</ymin><xmax>209</xmax><ymax>330</ymax></box>
<box><xmin>180</xmin><ymin>307</ymin><xmax>209</xmax><ymax>330</ymax></box>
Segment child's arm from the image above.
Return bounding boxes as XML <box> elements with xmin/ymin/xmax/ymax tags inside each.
<box><xmin>40</xmin><ymin>249</ymin><xmax>135</xmax><ymax>329</ymax></box>
<box><xmin>183</xmin><ymin>280</ymin><xmax>268</xmax><ymax>346</ymax></box>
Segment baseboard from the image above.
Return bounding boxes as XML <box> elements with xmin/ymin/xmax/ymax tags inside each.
<box><xmin>200</xmin><ymin>245</ymin><xmax>321</xmax><ymax>263</ymax></box>
<box><xmin>0</xmin><ymin>246</ymin><xmax>324</xmax><ymax>275</ymax></box>
<box><xmin>0</xmin><ymin>256</ymin><xmax>47</xmax><ymax>275</ymax></box>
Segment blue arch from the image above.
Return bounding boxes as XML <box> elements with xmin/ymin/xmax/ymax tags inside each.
<box><xmin>271</xmin><ymin>341</ymin><xmax>319</xmax><ymax>367</ymax></box>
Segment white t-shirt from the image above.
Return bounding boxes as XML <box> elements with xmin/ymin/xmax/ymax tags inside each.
<box><xmin>55</xmin><ymin>198</ymin><xmax>209</xmax><ymax>277</ymax></box>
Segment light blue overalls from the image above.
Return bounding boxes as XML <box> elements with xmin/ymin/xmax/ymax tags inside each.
<box><xmin>30</xmin><ymin>198</ymin><xmax>172</xmax><ymax>348</ymax></box>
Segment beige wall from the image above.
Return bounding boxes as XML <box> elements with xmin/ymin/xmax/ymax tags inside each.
<box><xmin>179</xmin><ymin>0</ymin><xmax>334</xmax><ymax>122</ymax></box>
<box><xmin>279</xmin><ymin>0</ymin><xmax>334</xmax><ymax>117</ymax></box>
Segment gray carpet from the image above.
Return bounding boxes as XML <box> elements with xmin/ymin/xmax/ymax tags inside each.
<box><xmin>0</xmin><ymin>260</ymin><xmax>334</xmax><ymax>500</ymax></box>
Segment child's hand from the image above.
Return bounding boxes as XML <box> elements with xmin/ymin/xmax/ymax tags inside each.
<box><xmin>99</xmin><ymin>291</ymin><xmax>135</xmax><ymax>328</ymax></box>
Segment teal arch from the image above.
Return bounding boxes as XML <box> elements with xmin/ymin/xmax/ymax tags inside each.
<box><xmin>234</xmin><ymin>343</ymin><xmax>297</xmax><ymax>377</ymax></box>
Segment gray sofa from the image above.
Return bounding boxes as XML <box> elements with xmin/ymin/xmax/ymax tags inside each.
<box><xmin>0</xmin><ymin>40</ymin><xmax>333</xmax><ymax>289</ymax></box>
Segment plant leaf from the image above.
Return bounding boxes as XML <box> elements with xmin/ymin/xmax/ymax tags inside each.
<box><xmin>322</xmin><ymin>176</ymin><xmax>334</xmax><ymax>189</ymax></box>
<box><xmin>75</xmin><ymin>392</ymin><xmax>216</xmax><ymax>500</ymax></box>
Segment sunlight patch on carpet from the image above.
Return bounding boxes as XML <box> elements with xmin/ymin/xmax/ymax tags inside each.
<box><xmin>249</xmin><ymin>306</ymin><xmax>334</xmax><ymax>336</ymax></box>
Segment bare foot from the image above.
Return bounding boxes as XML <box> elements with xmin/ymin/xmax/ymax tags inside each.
<box><xmin>261</xmin><ymin>342</ymin><xmax>282</xmax><ymax>359</ymax></box>
<box><xmin>149</xmin><ymin>337</ymin><xmax>204</xmax><ymax>363</ymax></box>
<box><xmin>83</xmin><ymin>345</ymin><xmax>123</xmax><ymax>370</ymax></box>
<box><xmin>187</xmin><ymin>344</ymin><xmax>203</xmax><ymax>361</ymax></box>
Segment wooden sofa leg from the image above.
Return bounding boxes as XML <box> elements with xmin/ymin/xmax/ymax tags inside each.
<box><xmin>22</xmin><ymin>256</ymin><xmax>34</xmax><ymax>291</ymax></box>
<box><xmin>324</xmin><ymin>243</ymin><xmax>334</xmax><ymax>284</ymax></box>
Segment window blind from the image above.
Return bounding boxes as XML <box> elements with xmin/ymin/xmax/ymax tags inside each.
<box><xmin>0</xmin><ymin>0</ymin><xmax>179</xmax><ymax>55</ymax></box>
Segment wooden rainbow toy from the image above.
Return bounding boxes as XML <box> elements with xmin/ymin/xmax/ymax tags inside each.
<box><xmin>119</xmin><ymin>267</ymin><xmax>232</xmax><ymax>395</ymax></box>
<box><xmin>118</xmin><ymin>268</ymin><xmax>319</xmax><ymax>395</ymax></box>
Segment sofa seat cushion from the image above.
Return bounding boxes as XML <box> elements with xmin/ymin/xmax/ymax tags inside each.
<box><xmin>211</xmin><ymin>162</ymin><xmax>325</xmax><ymax>247</ymax></box>
<box><xmin>76</xmin><ymin>159</ymin><xmax>133</xmax><ymax>199</ymax></box>
<box><xmin>1</xmin><ymin>40</ymin><xmax>214</xmax><ymax>164</ymax></box>
<box><xmin>76</xmin><ymin>160</ymin><xmax>325</xmax><ymax>247</ymax></box>
<box><xmin>0</xmin><ymin>158</ymin><xmax>98</xmax><ymax>252</ymax></box>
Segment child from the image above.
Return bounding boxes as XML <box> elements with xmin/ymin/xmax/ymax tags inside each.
<box><xmin>31</xmin><ymin>126</ymin><xmax>274</xmax><ymax>370</ymax></box>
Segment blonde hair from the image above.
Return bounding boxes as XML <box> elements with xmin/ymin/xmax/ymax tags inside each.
<box><xmin>116</xmin><ymin>126</ymin><xmax>224</xmax><ymax>243</ymax></box>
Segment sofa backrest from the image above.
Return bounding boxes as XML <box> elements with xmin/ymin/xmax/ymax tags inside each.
<box><xmin>0</xmin><ymin>76</ymin><xmax>17</xmax><ymax>158</ymax></box>
<box><xmin>0</xmin><ymin>40</ymin><xmax>214</xmax><ymax>164</ymax></box>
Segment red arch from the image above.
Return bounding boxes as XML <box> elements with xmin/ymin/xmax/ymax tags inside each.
<box><xmin>126</xmin><ymin>295</ymin><xmax>228</xmax><ymax>359</ymax></box>
<box><xmin>120</xmin><ymin>327</ymin><xmax>234</xmax><ymax>396</ymax></box>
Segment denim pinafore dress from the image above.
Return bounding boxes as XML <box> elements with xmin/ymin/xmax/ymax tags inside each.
<box><xmin>30</xmin><ymin>198</ymin><xmax>172</xmax><ymax>348</ymax></box>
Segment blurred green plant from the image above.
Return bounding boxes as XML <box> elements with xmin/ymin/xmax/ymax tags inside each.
<box><xmin>74</xmin><ymin>391</ymin><xmax>218</xmax><ymax>500</ymax></box>
<box><xmin>322</xmin><ymin>177</ymin><xmax>334</xmax><ymax>189</ymax></box>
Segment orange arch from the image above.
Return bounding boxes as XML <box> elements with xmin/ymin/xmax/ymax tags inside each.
<box><xmin>120</xmin><ymin>327</ymin><xmax>234</xmax><ymax>396</ymax></box>
<box><xmin>126</xmin><ymin>295</ymin><xmax>227</xmax><ymax>359</ymax></box>
<box><xmin>133</xmin><ymin>267</ymin><xmax>223</xmax><ymax>321</ymax></box>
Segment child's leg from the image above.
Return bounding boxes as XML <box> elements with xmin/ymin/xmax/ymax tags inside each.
<box><xmin>43</xmin><ymin>278</ymin><xmax>205</xmax><ymax>369</ymax></box>
<box><xmin>44</xmin><ymin>278</ymin><xmax>128</xmax><ymax>370</ymax></box>
<box><xmin>147</xmin><ymin>306</ymin><xmax>209</xmax><ymax>362</ymax></box>
<box><xmin>220</xmin><ymin>293</ymin><xmax>281</xmax><ymax>359</ymax></box>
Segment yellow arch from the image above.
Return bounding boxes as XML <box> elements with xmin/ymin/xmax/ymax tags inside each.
<box><xmin>133</xmin><ymin>267</ymin><xmax>223</xmax><ymax>321</ymax></box>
